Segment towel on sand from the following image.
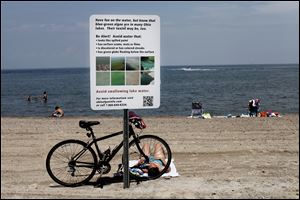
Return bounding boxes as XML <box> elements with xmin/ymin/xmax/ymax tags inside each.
<box><xmin>129</xmin><ymin>159</ymin><xmax>180</xmax><ymax>178</ymax></box>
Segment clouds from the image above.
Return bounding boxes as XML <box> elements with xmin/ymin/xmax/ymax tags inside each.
<box><xmin>4</xmin><ymin>21</ymin><xmax>89</xmax><ymax>33</ymax></box>
<box><xmin>175</xmin><ymin>1</ymin><xmax>298</xmax><ymax>28</ymax></box>
<box><xmin>161</xmin><ymin>1</ymin><xmax>298</xmax><ymax>65</ymax></box>
<box><xmin>190</xmin><ymin>1</ymin><xmax>299</xmax><ymax>16</ymax></box>
<box><xmin>1</xmin><ymin>1</ymin><xmax>299</xmax><ymax>69</ymax></box>
<box><xmin>253</xmin><ymin>1</ymin><xmax>299</xmax><ymax>15</ymax></box>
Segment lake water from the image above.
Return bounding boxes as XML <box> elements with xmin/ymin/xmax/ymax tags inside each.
<box><xmin>1</xmin><ymin>64</ymin><xmax>299</xmax><ymax>117</ymax></box>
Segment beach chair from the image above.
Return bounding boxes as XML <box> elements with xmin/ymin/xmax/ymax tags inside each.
<box><xmin>190</xmin><ymin>102</ymin><xmax>203</xmax><ymax>118</ymax></box>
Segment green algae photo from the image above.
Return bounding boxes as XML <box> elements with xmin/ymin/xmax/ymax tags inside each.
<box><xmin>111</xmin><ymin>57</ymin><xmax>125</xmax><ymax>71</ymax></box>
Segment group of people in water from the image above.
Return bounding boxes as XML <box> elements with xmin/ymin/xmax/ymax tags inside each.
<box><xmin>26</xmin><ymin>91</ymin><xmax>64</xmax><ymax>118</ymax></box>
<box><xmin>27</xmin><ymin>91</ymin><xmax>48</xmax><ymax>102</ymax></box>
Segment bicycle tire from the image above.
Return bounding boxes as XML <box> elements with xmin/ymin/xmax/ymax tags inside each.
<box><xmin>46</xmin><ymin>139</ymin><xmax>97</xmax><ymax>187</ymax></box>
<box><xmin>128</xmin><ymin>135</ymin><xmax>172</xmax><ymax>181</ymax></box>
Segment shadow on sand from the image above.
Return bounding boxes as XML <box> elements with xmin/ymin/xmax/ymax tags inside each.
<box><xmin>49</xmin><ymin>175</ymin><xmax>145</xmax><ymax>189</ymax></box>
<box><xmin>88</xmin><ymin>175</ymin><xmax>143</xmax><ymax>188</ymax></box>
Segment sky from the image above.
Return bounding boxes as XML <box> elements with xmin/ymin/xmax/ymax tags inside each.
<box><xmin>1</xmin><ymin>1</ymin><xmax>299</xmax><ymax>69</ymax></box>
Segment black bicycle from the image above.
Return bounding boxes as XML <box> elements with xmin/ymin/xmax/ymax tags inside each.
<box><xmin>46</xmin><ymin>111</ymin><xmax>172</xmax><ymax>187</ymax></box>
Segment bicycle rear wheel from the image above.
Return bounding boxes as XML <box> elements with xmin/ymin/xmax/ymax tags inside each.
<box><xmin>46</xmin><ymin>139</ymin><xmax>97</xmax><ymax>187</ymax></box>
<box><xmin>128</xmin><ymin>135</ymin><xmax>172</xmax><ymax>181</ymax></box>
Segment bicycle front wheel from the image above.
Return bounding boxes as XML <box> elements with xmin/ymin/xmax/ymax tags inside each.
<box><xmin>128</xmin><ymin>135</ymin><xmax>172</xmax><ymax>181</ymax></box>
<box><xmin>46</xmin><ymin>139</ymin><xmax>97</xmax><ymax>187</ymax></box>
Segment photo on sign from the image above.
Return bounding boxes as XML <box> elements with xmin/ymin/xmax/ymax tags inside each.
<box><xmin>126</xmin><ymin>57</ymin><xmax>140</xmax><ymax>71</ymax></box>
<box><xmin>111</xmin><ymin>57</ymin><xmax>125</xmax><ymax>71</ymax></box>
<box><xmin>111</xmin><ymin>71</ymin><xmax>125</xmax><ymax>85</ymax></box>
<box><xmin>141</xmin><ymin>56</ymin><xmax>155</xmax><ymax>70</ymax></box>
<box><xmin>96</xmin><ymin>56</ymin><xmax>110</xmax><ymax>71</ymax></box>
<box><xmin>141</xmin><ymin>71</ymin><xmax>154</xmax><ymax>85</ymax></box>
<box><xmin>96</xmin><ymin>72</ymin><xmax>110</xmax><ymax>86</ymax></box>
<box><xmin>126</xmin><ymin>71</ymin><xmax>140</xmax><ymax>85</ymax></box>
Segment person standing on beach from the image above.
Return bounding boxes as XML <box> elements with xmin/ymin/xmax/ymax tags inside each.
<box><xmin>254</xmin><ymin>99</ymin><xmax>261</xmax><ymax>116</ymax></box>
<box><xmin>248</xmin><ymin>99</ymin><xmax>260</xmax><ymax>117</ymax></box>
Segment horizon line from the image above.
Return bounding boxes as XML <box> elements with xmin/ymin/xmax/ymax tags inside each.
<box><xmin>1</xmin><ymin>63</ymin><xmax>299</xmax><ymax>71</ymax></box>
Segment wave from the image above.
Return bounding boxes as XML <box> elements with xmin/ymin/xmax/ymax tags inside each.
<box><xmin>168</xmin><ymin>67</ymin><xmax>217</xmax><ymax>72</ymax></box>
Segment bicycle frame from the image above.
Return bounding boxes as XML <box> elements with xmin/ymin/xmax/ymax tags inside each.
<box><xmin>73</xmin><ymin>124</ymin><xmax>148</xmax><ymax>167</ymax></box>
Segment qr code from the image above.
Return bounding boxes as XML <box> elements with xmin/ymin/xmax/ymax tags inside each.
<box><xmin>143</xmin><ymin>96</ymin><xmax>153</xmax><ymax>107</ymax></box>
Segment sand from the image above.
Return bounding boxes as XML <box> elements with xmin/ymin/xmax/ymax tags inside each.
<box><xmin>1</xmin><ymin>114</ymin><xmax>299</xmax><ymax>199</ymax></box>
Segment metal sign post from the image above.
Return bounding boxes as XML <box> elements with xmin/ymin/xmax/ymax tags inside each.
<box><xmin>123</xmin><ymin>109</ymin><xmax>130</xmax><ymax>188</ymax></box>
<box><xmin>90</xmin><ymin>15</ymin><xmax>160</xmax><ymax>189</ymax></box>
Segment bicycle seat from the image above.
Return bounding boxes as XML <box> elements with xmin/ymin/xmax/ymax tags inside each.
<box><xmin>79</xmin><ymin>120</ymin><xmax>100</xmax><ymax>129</ymax></box>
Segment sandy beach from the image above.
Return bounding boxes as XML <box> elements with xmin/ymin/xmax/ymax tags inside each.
<box><xmin>1</xmin><ymin>114</ymin><xmax>299</xmax><ymax>199</ymax></box>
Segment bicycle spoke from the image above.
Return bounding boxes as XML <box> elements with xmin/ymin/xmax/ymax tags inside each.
<box><xmin>128</xmin><ymin>135</ymin><xmax>172</xmax><ymax>180</ymax></box>
<box><xmin>46</xmin><ymin>140</ymin><xmax>97</xmax><ymax>186</ymax></box>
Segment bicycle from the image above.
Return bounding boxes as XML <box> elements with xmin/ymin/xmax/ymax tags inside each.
<box><xmin>46</xmin><ymin>111</ymin><xmax>172</xmax><ymax>187</ymax></box>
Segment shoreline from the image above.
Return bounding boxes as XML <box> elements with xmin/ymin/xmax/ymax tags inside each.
<box><xmin>1</xmin><ymin>114</ymin><xmax>299</xmax><ymax>198</ymax></box>
<box><xmin>1</xmin><ymin>112</ymin><xmax>298</xmax><ymax>118</ymax></box>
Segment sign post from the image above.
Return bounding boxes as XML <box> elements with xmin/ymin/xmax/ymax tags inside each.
<box><xmin>90</xmin><ymin>15</ymin><xmax>160</xmax><ymax>188</ymax></box>
<box><xmin>123</xmin><ymin>109</ymin><xmax>129</xmax><ymax>188</ymax></box>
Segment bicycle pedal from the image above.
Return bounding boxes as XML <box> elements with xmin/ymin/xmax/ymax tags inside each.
<box><xmin>113</xmin><ymin>172</ymin><xmax>123</xmax><ymax>177</ymax></box>
<box><xmin>117</xmin><ymin>164</ymin><xmax>123</xmax><ymax>172</ymax></box>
